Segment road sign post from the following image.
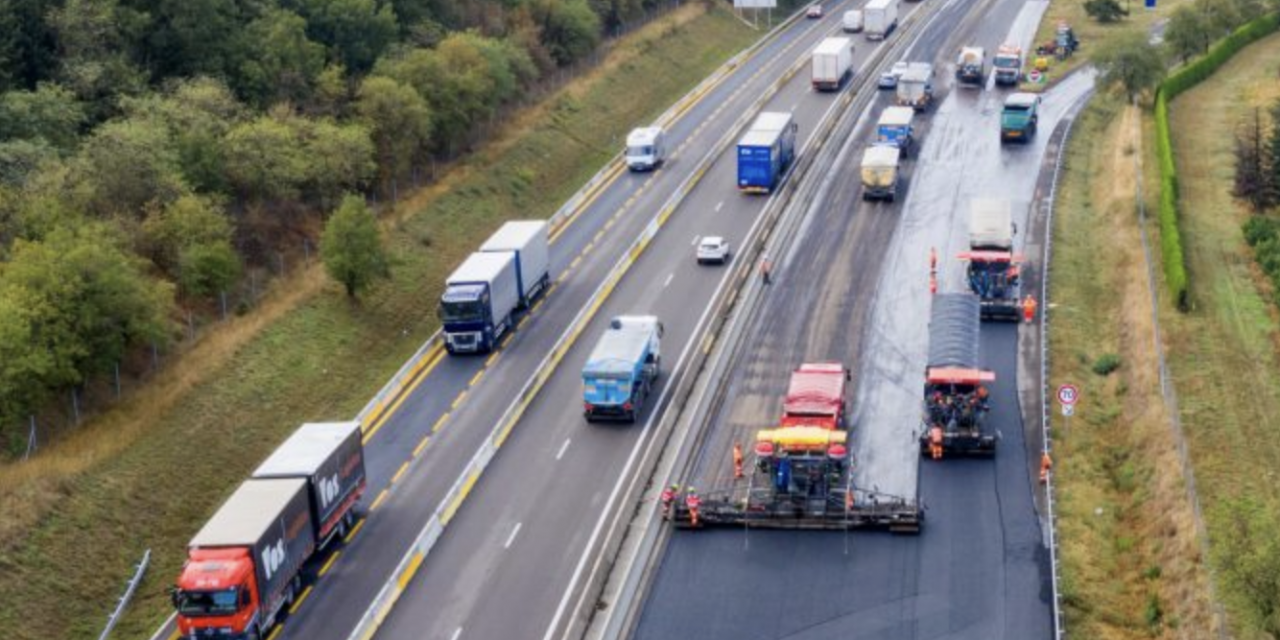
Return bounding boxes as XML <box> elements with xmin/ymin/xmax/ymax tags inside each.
<box><xmin>1056</xmin><ymin>384</ymin><xmax>1079</xmax><ymax>430</ymax></box>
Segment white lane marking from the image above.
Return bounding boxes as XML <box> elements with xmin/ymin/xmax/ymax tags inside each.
<box><xmin>791</xmin><ymin>102</ymin><xmax>799</xmax><ymax>112</ymax></box>
<box><xmin>691</xmin><ymin>234</ymin><xmax>701</xmax><ymax>246</ymax></box>
<box><xmin>664</xmin><ymin>273</ymin><xmax>675</xmax><ymax>288</ymax></box>
<box><xmin>542</xmin><ymin>185</ymin><xmax>762</xmax><ymax>640</ymax></box>
<box><xmin>504</xmin><ymin>522</ymin><xmax>523</xmax><ymax>549</ymax></box>
<box><xmin>556</xmin><ymin>438</ymin><xmax>572</xmax><ymax>460</ymax></box>
<box><xmin>715</xmin><ymin>201</ymin><xmax>724</xmax><ymax>212</ymax></box>
<box><xmin>450</xmin><ymin>628</ymin><xmax>462</xmax><ymax>640</ymax></box>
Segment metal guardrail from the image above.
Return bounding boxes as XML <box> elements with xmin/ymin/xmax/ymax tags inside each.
<box><xmin>146</xmin><ymin>10</ymin><xmax>824</xmax><ymax>640</ymax></box>
<box><xmin>100</xmin><ymin>549</ymin><xmax>151</xmax><ymax>640</ymax></box>
<box><xmin>343</xmin><ymin>10</ymin><xmax>833</xmax><ymax>640</ymax></box>
<box><xmin>581</xmin><ymin>4</ymin><xmax>953</xmax><ymax>637</ymax></box>
<box><xmin>1038</xmin><ymin>87</ymin><xmax>1097</xmax><ymax>640</ymax></box>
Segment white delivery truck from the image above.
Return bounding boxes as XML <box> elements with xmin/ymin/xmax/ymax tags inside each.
<box><xmin>860</xmin><ymin>145</ymin><xmax>901</xmax><ymax>202</ymax></box>
<box><xmin>811</xmin><ymin>37</ymin><xmax>854</xmax><ymax>91</ymax></box>
<box><xmin>625</xmin><ymin>126</ymin><xmax>666</xmax><ymax>171</ymax></box>
<box><xmin>480</xmin><ymin>220</ymin><xmax>550</xmax><ymax>308</ymax></box>
<box><xmin>895</xmin><ymin>63</ymin><xmax>935</xmax><ymax>111</ymax></box>
<box><xmin>864</xmin><ymin>0</ymin><xmax>899</xmax><ymax>40</ymax></box>
<box><xmin>842</xmin><ymin>9</ymin><xmax>864</xmax><ymax>32</ymax></box>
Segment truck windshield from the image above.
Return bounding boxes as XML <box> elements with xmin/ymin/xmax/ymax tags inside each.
<box><xmin>627</xmin><ymin>145</ymin><xmax>654</xmax><ymax>158</ymax></box>
<box><xmin>993</xmin><ymin>57</ymin><xmax>1019</xmax><ymax>68</ymax></box>
<box><xmin>439</xmin><ymin>300</ymin><xmax>485</xmax><ymax>323</ymax></box>
<box><xmin>1001</xmin><ymin>108</ymin><xmax>1031</xmax><ymax>126</ymax></box>
<box><xmin>176</xmin><ymin>589</ymin><xmax>240</xmax><ymax>617</ymax></box>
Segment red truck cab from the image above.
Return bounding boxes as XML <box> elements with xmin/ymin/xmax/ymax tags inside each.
<box><xmin>174</xmin><ymin>548</ymin><xmax>261</xmax><ymax>638</ymax></box>
<box><xmin>778</xmin><ymin>362</ymin><xmax>849</xmax><ymax>430</ymax></box>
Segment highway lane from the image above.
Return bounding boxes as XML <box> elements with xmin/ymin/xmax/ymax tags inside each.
<box><xmin>633</xmin><ymin>2</ymin><xmax>1094</xmax><ymax>638</ymax></box>
<box><xmin>370</xmin><ymin>5</ymin><xmax>922</xmax><ymax>639</ymax></box>
<box><xmin>270</xmin><ymin>5</ymin><xmax>858</xmax><ymax>640</ymax></box>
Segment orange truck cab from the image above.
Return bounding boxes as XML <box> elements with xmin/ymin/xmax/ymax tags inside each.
<box><xmin>777</xmin><ymin>362</ymin><xmax>850</xmax><ymax>430</ymax></box>
<box><xmin>173</xmin><ymin>479</ymin><xmax>315</xmax><ymax>640</ymax></box>
<box><xmin>755</xmin><ymin>363</ymin><xmax>852</xmax><ymax>489</ymax></box>
<box><xmin>173</xmin><ymin>422</ymin><xmax>366</xmax><ymax>640</ymax></box>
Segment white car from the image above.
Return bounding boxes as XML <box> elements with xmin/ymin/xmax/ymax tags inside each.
<box><xmin>806</xmin><ymin>4</ymin><xmax>824</xmax><ymax>18</ymax></box>
<box><xmin>878</xmin><ymin>61</ymin><xmax>910</xmax><ymax>90</ymax></box>
<box><xmin>696</xmin><ymin>237</ymin><xmax>731</xmax><ymax>264</ymax></box>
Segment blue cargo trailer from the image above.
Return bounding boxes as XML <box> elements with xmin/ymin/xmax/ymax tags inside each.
<box><xmin>737</xmin><ymin>112</ymin><xmax>798</xmax><ymax>194</ymax></box>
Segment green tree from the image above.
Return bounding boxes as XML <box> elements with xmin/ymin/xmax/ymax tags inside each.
<box><xmin>311</xmin><ymin>63</ymin><xmax>352</xmax><ymax>117</ymax></box>
<box><xmin>301</xmin><ymin>119</ymin><xmax>376</xmax><ymax>208</ymax></box>
<box><xmin>1196</xmin><ymin>0</ymin><xmax>1241</xmax><ymax>36</ymax></box>
<box><xmin>1272</xmin><ymin>101</ymin><xmax>1280</xmax><ymax>203</ymax></box>
<box><xmin>320</xmin><ymin>193</ymin><xmax>387</xmax><ymax>297</ymax></box>
<box><xmin>46</xmin><ymin>0</ymin><xmax>148</xmax><ymax>119</ymax></box>
<box><xmin>535</xmin><ymin>0</ymin><xmax>601</xmax><ymax>66</ymax></box>
<box><xmin>0</xmin><ymin>83</ymin><xmax>85</xmax><ymax>151</ymax></box>
<box><xmin>221</xmin><ymin>114</ymin><xmax>309</xmax><ymax>202</ymax></box>
<box><xmin>0</xmin><ymin>138</ymin><xmax>56</xmax><ymax>186</ymax></box>
<box><xmin>0</xmin><ymin>286</ymin><xmax>58</xmax><ymax>430</ymax></box>
<box><xmin>1163</xmin><ymin>5</ymin><xmax>1212</xmax><ymax>64</ymax></box>
<box><xmin>1094</xmin><ymin>32</ymin><xmax>1166</xmax><ymax>102</ymax></box>
<box><xmin>0</xmin><ymin>0</ymin><xmax>62</xmax><ymax>92</ymax></box>
<box><xmin>122</xmin><ymin>0</ymin><xmax>250</xmax><ymax>82</ymax></box>
<box><xmin>1214</xmin><ymin>498</ymin><xmax>1280</xmax><ymax>635</ymax></box>
<box><xmin>69</xmin><ymin>117</ymin><xmax>187</xmax><ymax>217</ymax></box>
<box><xmin>140</xmin><ymin>193</ymin><xmax>234</xmax><ymax>272</ymax></box>
<box><xmin>178</xmin><ymin>241</ymin><xmax>241</xmax><ymax>297</ymax></box>
<box><xmin>1084</xmin><ymin>0</ymin><xmax>1128</xmax><ymax>22</ymax></box>
<box><xmin>357</xmin><ymin>75</ymin><xmax>432</xmax><ymax>195</ymax></box>
<box><xmin>0</xmin><ymin>223</ymin><xmax>174</xmax><ymax>399</ymax></box>
<box><xmin>296</xmin><ymin>0</ymin><xmax>399</xmax><ymax>73</ymax></box>
<box><xmin>237</xmin><ymin>8</ymin><xmax>326</xmax><ymax>107</ymax></box>
<box><xmin>123</xmin><ymin>77</ymin><xmax>243</xmax><ymax>193</ymax></box>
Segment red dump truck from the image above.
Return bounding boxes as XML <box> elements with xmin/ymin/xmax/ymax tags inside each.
<box><xmin>172</xmin><ymin>422</ymin><xmax>366</xmax><ymax>640</ymax></box>
<box><xmin>756</xmin><ymin>363</ymin><xmax>850</xmax><ymax>491</ymax></box>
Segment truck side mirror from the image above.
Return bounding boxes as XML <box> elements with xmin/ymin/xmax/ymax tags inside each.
<box><xmin>658</xmin><ymin>322</ymin><xmax>665</xmax><ymax>337</ymax></box>
<box><xmin>168</xmin><ymin>585</ymin><xmax>181</xmax><ymax>608</ymax></box>
<box><xmin>846</xmin><ymin>369</ymin><xmax>852</xmax><ymax>382</ymax></box>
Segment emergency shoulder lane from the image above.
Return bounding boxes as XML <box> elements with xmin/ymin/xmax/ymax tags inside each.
<box><xmin>373</xmin><ymin>16</ymin><xmax>898</xmax><ymax>640</ymax></box>
<box><xmin>271</xmin><ymin>9</ymin><xmax>857</xmax><ymax>640</ymax></box>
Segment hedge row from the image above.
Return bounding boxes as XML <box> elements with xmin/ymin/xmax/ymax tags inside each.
<box><xmin>1153</xmin><ymin>12</ymin><xmax>1280</xmax><ymax>311</ymax></box>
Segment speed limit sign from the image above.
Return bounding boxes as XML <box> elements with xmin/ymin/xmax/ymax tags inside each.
<box><xmin>1057</xmin><ymin>384</ymin><xmax>1079</xmax><ymax>406</ymax></box>
<box><xmin>1028</xmin><ymin>69</ymin><xmax>1043</xmax><ymax>83</ymax></box>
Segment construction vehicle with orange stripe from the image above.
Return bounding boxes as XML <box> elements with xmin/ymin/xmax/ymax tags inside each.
<box><xmin>920</xmin><ymin>294</ymin><xmax>998</xmax><ymax>458</ymax></box>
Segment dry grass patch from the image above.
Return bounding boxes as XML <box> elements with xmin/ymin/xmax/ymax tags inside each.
<box><xmin>1051</xmin><ymin>96</ymin><xmax>1217</xmax><ymax>638</ymax></box>
<box><xmin>0</xmin><ymin>5</ymin><xmax>761</xmax><ymax>639</ymax></box>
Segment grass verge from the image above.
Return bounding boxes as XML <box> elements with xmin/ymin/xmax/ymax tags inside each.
<box><xmin>1025</xmin><ymin>0</ymin><xmax>1184</xmax><ymax>89</ymax></box>
<box><xmin>0</xmin><ymin>5</ymin><xmax>762</xmax><ymax>638</ymax></box>
<box><xmin>1050</xmin><ymin>95</ymin><xmax>1217</xmax><ymax>638</ymax></box>
<box><xmin>1163</xmin><ymin>31</ymin><xmax>1280</xmax><ymax>637</ymax></box>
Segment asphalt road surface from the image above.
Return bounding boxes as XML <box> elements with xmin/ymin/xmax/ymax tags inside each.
<box><xmin>263</xmin><ymin>7</ymin><xmax>857</xmax><ymax>640</ymax></box>
<box><xmin>633</xmin><ymin>3</ymin><xmax>1095</xmax><ymax>640</ymax></box>
<box><xmin>369</xmin><ymin>2</ymin><xmax>940</xmax><ymax>639</ymax></box>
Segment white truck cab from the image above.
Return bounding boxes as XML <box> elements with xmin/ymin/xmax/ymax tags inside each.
<box><xmin>625</xmin><ymin>126</ymin><xmax>666</xmax><ymax>171</ymax></box>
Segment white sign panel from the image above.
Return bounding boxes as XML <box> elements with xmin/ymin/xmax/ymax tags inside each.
<box><xmin>1061</xmin><ymin>404</ymin><xmax>1074</xmax><ymax>417</ymax></box>
<box><xmin>735</xmin><ymin>0</ymin><xmax>778</xmax><ymax>8</ymax></box>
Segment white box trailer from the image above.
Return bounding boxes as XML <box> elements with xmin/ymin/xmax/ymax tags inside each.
<box><xmin>811</xmin><ymin>37</ymin><xmax>854</xmax><ymax>91</ymax></box>
<box><xmin>864</xmin><ymin>0</ymin><xmax>899</xmax><ymax>40</ymax></box>
<box><xmin>860</xmin><ymin>145</ymin><xmax>901</xmax><ymax>202</ymax></box>
<box><xmin>440</xmin><ymin>251</ymin><xmax>520</xmax><ymax>354</ymax></box>
<box><xmin>253</xmin><ymin>421</ymin><xmax>366</xmax><ymax>546</ymax></box>
<box><xmin>481</xmin><ymin>220</ymin><xmax>550</xmax><ymax>307</ymax></box>
<box><xmin>969</xmin><ymin>198</ymin><xmax>1014</xmax><ymax>250</ymax></box>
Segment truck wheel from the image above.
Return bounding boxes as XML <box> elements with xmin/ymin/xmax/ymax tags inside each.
<box><xmin>887</xmin><ymin>192</ymin><xmax>896</xmax><ymax>203</ymax></box>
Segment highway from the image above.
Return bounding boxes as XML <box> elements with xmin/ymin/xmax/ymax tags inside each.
<box><xmin>630</xmin><ymin>0</ymin><xmax>1095</xmax><ymax>638</ymax></box>
<box><xmin>243</xmin><ymin>3</ymin><xmax>877</xmax><ymax>640</ymax></box>
<box><xmin>367</xmin><ymin>2</ymin><xmax>936</xmax><ymax>640</ymax></box>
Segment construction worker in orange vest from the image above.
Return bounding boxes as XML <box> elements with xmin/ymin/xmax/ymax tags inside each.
<box><xmin>733</xmin><ymin>442</ymin><xmax>744</xmax><ymax>479</ymax></box>
<box><xmin>660</xmin><ymin>483</ymin><xmax>679</xmax><ymax>520</ymax></box>
<box><xmin>685</xmin><ymin>487</ymin><xmax>702</xmax><ymax>527</ymax></box>
<box><xmin>1039</xmin><ymin>452</ymin><xmax>1053</xmax><ymax>483</ymax></box>
<box><xmin>1023</xmin><ymin>294</ymin><xmax>1038</xmax><ymax>324</ymax></box>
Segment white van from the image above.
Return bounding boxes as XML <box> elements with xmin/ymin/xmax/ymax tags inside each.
<box><xmin>625</xmin><ymin>126</ymin><xmax>666</xmax><ymax>171</ymax></box>
<box><xmin>842</xmin><ymin>9</ymin><xmax>864</xmax><ymax>33</ymax></box>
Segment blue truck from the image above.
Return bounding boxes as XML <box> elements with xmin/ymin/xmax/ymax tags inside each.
<box><xmin>582</xmin><ymin>316</ymin><xmax>663</xmax><ymax>423</ymax></box>
<box><xmin>737</xmin><ymin>112</ymin><xmax>798</xmax><ymax>194</ymax></box>
<box><xmin>439</xmin><ymin>251</ymin><xmax>520</xmax><ymax>354</ymax></box>
<box><xmin>875</xmin><ymin>105</ymin><xmax>915</xmax><ymax>158</ymax></box>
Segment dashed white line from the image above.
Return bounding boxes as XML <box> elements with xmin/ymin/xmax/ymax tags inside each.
<box><xmin>556</xmin><ymin>438</ymin><xmax>572</xmax><ymax>460</ymax></box>
<box><xmin>691</xmin><ymin>235</ymin><xmax>701</xmax><ymax>246</ymax></box>
<box><xmin>791</xmin><ymin>102</ymin><xmax>799</xmax><ymax>112</ymax></box>
<box><xmin>450</xmin><ymin>628</ymin><xmax>462</xmax><ymax>640</ymax></box>
<box><xmin>664</xmin><ymin>273</ymin><xmax>675</xmax><ymax>287</ymax></box>
<box><xmin>715</xmin><ymin>201</ymin><xmax>724</xmax><ymax>212</ymax></box>
<box><xmin>504</xmin><ymin>522</ymin><xmax>523</xmax><ymax>549</ymax></box>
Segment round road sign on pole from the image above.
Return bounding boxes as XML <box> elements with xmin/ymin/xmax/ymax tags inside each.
<box><xmin>1057</xmin><ymin>384</ymin><xmax>1079</xmax><ymax>407</ymax></box>
<box><xmin>1028</xmin><ymin>69</ymin><xmax>1044</xmax><ymax>84</ymax></box>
